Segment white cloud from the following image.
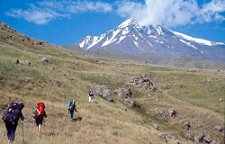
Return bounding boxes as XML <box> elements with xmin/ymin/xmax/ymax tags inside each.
<box><xmin>7</xmin><ymin>0</ymin><xmax>225</xmax><ymax>26</ymax></box>
<box><xmin>198</xmin><ymin>0</ymin><xmax>225</xmax><ymax>22</ymax></box>
<box><xmin>6</xmin><ymin>1</ymin><xmax>112</xmax><ymax>25</ymax></box>
<box><xmin>7</xmin><ymin>8</ymin><xmax>67</xmax><ymax>25</ymax></box>
<box><xmin>117</xmin><ymin>0</ymin><xmax>225</xmax><ymax>27</ymax></box>
<box><xmin>67</xmin><ymin>1</ymin><xmax>112</xmax><ymax>13</ymax></box>
<box><xmin>38</xmin><ymin>1</ymin><xmax>112</xmax><ymax>13</ymax></box>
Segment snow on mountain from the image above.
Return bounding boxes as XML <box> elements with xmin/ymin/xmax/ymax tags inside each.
<box><xmin>78</xmin><ymin>19</ymin><xmax>225</xmax><ymax>62</ymax></box>
<box><xmin>173</xmin><ymin>31</ymin><xmax>224</xmax><ymax>46</ymax></box>
<box><xmin>118</xmin><ymin>18</ymin><xmax>140</xmax><ymax>29</ymax></box>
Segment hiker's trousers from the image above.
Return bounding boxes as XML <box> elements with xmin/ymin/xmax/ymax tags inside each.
<box><xmin>5</xmin><ymin>122</ymin><xmax>17</xmax><ymax>142</ymax></box>
<box><xmin>68</xmin><ymin>109</ymin><xmax>75</xmax><ymax>119</ymax></box>
<box><xmin>89</xmin><ymin>96</ymin><xmax>95</xmax><ymax>102</ymax></box>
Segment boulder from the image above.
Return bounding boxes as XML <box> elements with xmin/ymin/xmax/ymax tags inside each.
<box><xmin>157</xmin><ymin>108</ymin><xmax>178</xmax><ymax>121</ymax></box>
<box><xmin>153</xmin><ymin>123</ymin><xmax>160</xmax><ymax>130</ymax></box>
<box><xmin>159</xmin><ymin>132</ymin><xmax>178</xmax><ymax>143</ymax></box>
<box><xmin>158</xmin><ymin>110</ymin><xmax>170</xmax><ymax>121</ymax></box>
<box><xmin>129</xmin><ymin>74</ymin><xmax>155</xmax><ymax>90</ymax></box>
<box><xmin>41</xmin><ymin>57</ymin><xmax>49</xmax><ymax>64</ymax></box>
<box><xmin>114</xmin><ymin>88</ymin><xmax>135</xmax><ymax>107</ymax></box>
<box><xmin>16</xmin><ymin>59</ymin><xmax>31</xmax><ymax>66</ymax></box>
<box><xmin>183</xmin><ymin>121</ymin><xmax>191</xmax><ymax>131</ymax></box>
<box><xmin>114</xmin><ymin>88</ymin><xmax>132</xmax><ymax>99</ymax></box>
<box><xmin>102</xmin><ymin>88</ymin><xmax>113</xmax><ymax>102</ymax></box>
<box><xmin>194</xmin><ymin>132</ymin><xmax>218</xmax><ymax>144</ymax></box>
<box><xmin>16</xmin><ymin>59</ymin><xmax>20</xmax><ymax>64</ymax></box>
<box><xmin>91</xmin><ymin>85</ymin><xmax>113</xmax><ymax>102</ymax></box>
<box><xmin>214</xmin><ymin>125</ymin><xmax>224</xmax><ymax>133</ymax></box>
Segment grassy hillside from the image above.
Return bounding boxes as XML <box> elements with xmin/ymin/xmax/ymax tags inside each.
<box><xmin>0</xmin><ymin>22</ymin><xmax>224</xmax><ymax>144</ymax></box>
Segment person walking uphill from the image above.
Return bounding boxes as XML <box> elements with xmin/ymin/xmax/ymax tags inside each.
<box><xmin>88</xmin><ymin>89</ymin><xmax>95</xmax><ymax>103</ymax></box>
<box><xmin>66</xmin><ymin>99</ymin><xmax>77</xmax><ymax>120</ymax></box>
<box><xmin>32</xmin><ymin>102</ymin><xmax>47</xmax><ymax>134</ymax></box>
<box><xmin>2</xmin><ymin>101</ymin><xmax>24</xmax><ymax>144</ymax></box>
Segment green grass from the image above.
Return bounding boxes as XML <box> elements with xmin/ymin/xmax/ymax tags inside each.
<box><xmin>0</xmin><ymin>35</ymin><xmax>224</xmax><ymax>144</ymax></box>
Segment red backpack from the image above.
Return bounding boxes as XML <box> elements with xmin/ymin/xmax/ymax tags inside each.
<box><xmin>36</xmin><ymin>102</ymin><xmax>45</xmax><ymax>116</ymax></box>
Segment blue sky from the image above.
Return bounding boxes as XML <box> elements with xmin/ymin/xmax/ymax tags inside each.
<box><xmin>0</xmin><ymin>0</ymin><xmax>225</xmax><ymax>45</ymax></box>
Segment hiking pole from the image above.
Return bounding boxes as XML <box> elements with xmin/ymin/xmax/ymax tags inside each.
<box><xmin>21</xmin><ymin>121</ymin><xmax>25</xmax><ymax>144</ymax></box>
<box><xmin>22</xmin><ymin>122</ymin><xmax>25</xmax><ymax>144</ymax></box>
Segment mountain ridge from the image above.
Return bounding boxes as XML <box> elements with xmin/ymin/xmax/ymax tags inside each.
<box><xmin>78</xmin><ymin>19</ymin><xmax>225</xmax><ymax>65</ymax></box>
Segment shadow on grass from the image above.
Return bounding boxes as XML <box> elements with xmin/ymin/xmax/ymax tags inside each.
<box><xmin>71</xmin><ymin>116</ymin><xmax>82</xmax><ymax>122</ymax></box>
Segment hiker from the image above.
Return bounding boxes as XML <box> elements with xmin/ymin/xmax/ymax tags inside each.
<box><xmin>66</xmin><ymin>99</ymin><xmax>77</xmax><ymax>120</ymax></box>
<box><xmin>32</xmin><ymin>102</ymin><xmax>47</xmax><ymax>133</ymax></box>
<box><xmin>2</xmin><ymin>101</ymin><xmax>24</xmax><ymax>144</ymax></box>
<box><xmin>88</xmin><ymin>89</ymin><xmax>95</xmax><ymax>103</ymax></box>
<box><xmin>170</xmin><ymin>109</ymin><xmax>177</xmax><ymax>118</ymax></box>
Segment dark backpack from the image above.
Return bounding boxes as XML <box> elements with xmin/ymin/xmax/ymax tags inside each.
<box><xmin>89</xmin><ymin>90</ymin><xmax>94</xmax><ymax>97</ymax></box>
<box><xmin>68</xmin><ymin>99</ymin><xmax>75</xmax><ymax>111</ymax></box>
<box><xmin>2</xmin><ymin>102</ymin><xmax>23</xmax><ymax>125</ymax></box>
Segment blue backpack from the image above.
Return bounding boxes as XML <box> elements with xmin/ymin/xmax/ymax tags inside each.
<box><xmin>2</xmin><ymin>102</ymin><xmax>24</xmax><ymax>125</ymax></box>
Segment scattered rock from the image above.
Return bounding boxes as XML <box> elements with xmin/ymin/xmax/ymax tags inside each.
<box><xmin>159</xmin><ymin>132</ymin><xmax>178</xmax><ymax>143</ymax></box>
<box><xmin>219</xmin><ymin>98</ymin><xmax>223</xmax><ymax>102</ymax></box>
<box><xmin>7</xmin><ymin>35</ymin><xmax>14</xmax><ymax>40</ymax></box>
<box><xmin>183</xmin><ymin>121</ymin><xmax>192</xmax><ymax>139</ymax></box>
<box><xmin>123</xmin><ymin>97</ymin><xmax>135</xmax><ymax>107</ymax></box>
<box><xmin>175</xmin><ymin>140</ymin><xmax>182</xmax><ymax>144</ymax></box>
<box><xmin>210</xmin><ymin>140</ymin><xmax>219</xmax><ymax>144</ymax></box>
<box><xmin>214</xmin><ymin>125</ymin><xmax>224</xmax><ymax>133</ymax></box>
<box><xmin>157</xmin><ymin>108</ymin><xmax>178</xmax><ymax>121</ymax></box>
<box><xmin>15</xmin><ymin>59</ymin><xmax>31</xmax><ymax>66</ymax></box>
<box><xmin>114</xmin><ymin>87</ymin><xmax>135</xmax><ymax>107</ymax></box>
<box><xmin>153</xmin><ymin>123</ymin><xmax>160</xmax><ymax>130</ymax></box>
<box><xmin>91</xmin><ymin>85</ymin><xmax>113</xmax><ymax>102</ymax></box>
<box><xmin>158</xmin><ymin>110</ymin><xmax>170</xmax><ymax>121</ymax></box>
<box><xmin>183</xmin><ymin>121</ymin><xmax>191</xmax><ymax>131</ymax></box>
<box><xmin>55</xmin><ymin>80</ymin><xmax>63</xmax><ymax>87</ymax></box>
<box><xmin>187</xmin><ymin>69</ymin><xmax>198</xmax><ymax>73</ymax></box>
<box><xmin>194</xmin><ymin>132</ymin><xmax>217</xmax><ymax>144</ymax></box>
<box><xmin>41</xmin><ymin>57</ymin><xmax>49</xmax><ymax>64</ymax></box>
<box><xmin>16</xmin><ymin>59</ymin><xmax>20</xmax><ymax>64</ymax></box>
<box><xmin>114</xmin><ymin>87</ymin><xmax>132</xmax><ymax>98</ymax></box>
<box><xmin>38</xmin><ymin>41</ymin><xmax>44</xmax><ymax>45</ymax></box>
<box><xmin>129</xmin><ymin>74</ymin><xmax>155</xmax><ymax>90</ymax></box>
<box><xmin>217</xmin><ymin>69</ymin><xmax>221</xmax><ymax>72</ymax></box>
<box><xmin>28</xmin><ymin>61</ymin><xmax>31</xmax><ymax>66</ymax></box>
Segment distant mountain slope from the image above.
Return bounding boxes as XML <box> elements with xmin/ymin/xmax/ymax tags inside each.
<box><xmin>78</xmin><ymin>19</ymin><xmax>225</xmax><ymax>66</ymax></box>
<box><xmin>0</xmin><ymin>21</ymin><xmax>51</xmax><ymax>48</ymax></box>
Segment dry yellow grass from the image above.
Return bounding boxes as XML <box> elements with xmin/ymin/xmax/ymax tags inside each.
<box><xmin>0</xmin><ymin>25</ymin><xmax>224</xmax><ymax>144</ymax></box>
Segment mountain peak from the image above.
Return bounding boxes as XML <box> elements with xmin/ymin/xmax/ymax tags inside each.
<box><xmin>118</xmin><ymin>18</ymin><xmax>139</xmax><ymax>28</ymax></box>
<box><xmin>78</xmin><ymin>19</ymin><xmax>225</xmax><ymax>63</ymax></box>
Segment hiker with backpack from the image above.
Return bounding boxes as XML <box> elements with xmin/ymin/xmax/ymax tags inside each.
<box><xmin>32</xmin><ymin>102</ymin><xmax>47</xmax><ymax>133</ymax></box>
<box><xmin>88</xmin><ymin>88</ymin><xmax>95</xmax><ymax>103</ymax></box>
<box><xmin>2</xmin><ymin>101</ymin><xmax>24</xmax><ymax>144</ymax></box>
<box><xmin>66</xmin><ymin>99</ymin><xmax>77</xmax><ymax>120</ymax></box>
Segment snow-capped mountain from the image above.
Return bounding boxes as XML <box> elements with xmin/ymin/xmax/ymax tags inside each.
<box><xmin>79</xmin><ymin>19</ymin><xmax>225</xmax><ymax>64</ymax></box>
